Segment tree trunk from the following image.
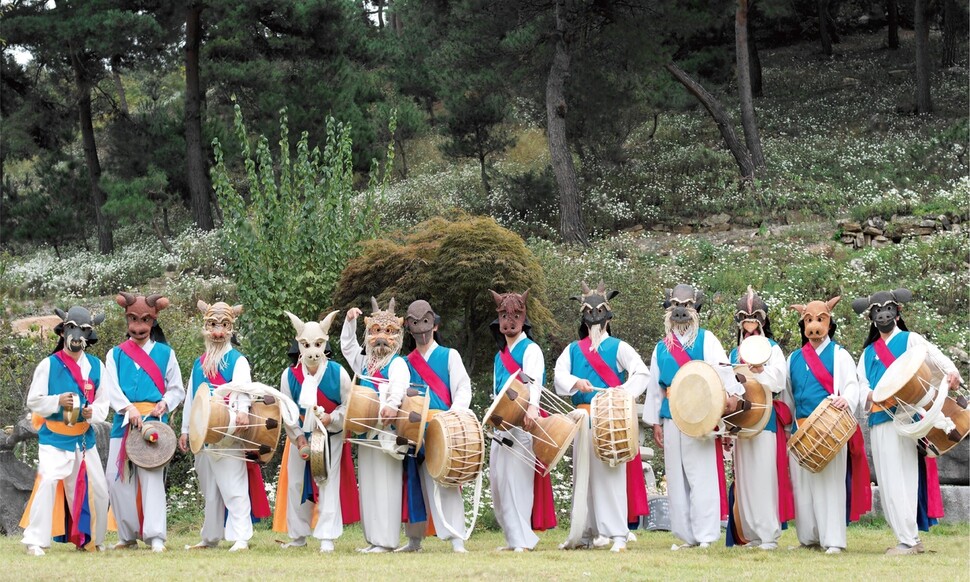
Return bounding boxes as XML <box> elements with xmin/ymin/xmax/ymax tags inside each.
<box><xmin>478</xmin><ymin>151</ymin><xmax>491</xmax><ymax>195</ymax></box>
<box><xmin>71</xmin><ymin>53</ymin><xmax>113</xmax><ymax>254</ymax></box>
<box><xmin>737</xmin><ymin>0</ymin><xmax>766</xmax><ymax>171</ymax></box>
<box><xmin>818</xmin><ymin>0</ymin><xmax>833</xmax><ymax>56</ymax></box>
<box><xmin>110</xmin><ymin>56</ymin><xmax>129</xmax><ymax>115</ymax></box>
<box><xmin>942</xmin><ymin>0</ymin><xmax>957</xmax><ymax>68</ymax></box>
<box><xmin>665</xmin><ymin>63</ymin><xmax>755</xmax><ymax>179</ymax></box>
<box><xmin>748</xmin><ymin>5</ymin><xmax>763</xmax><ymax>98</ymax></box>
<box><xmin>185</xmin><ymin>4</ymin><xmax>215</xmax><ymax>230</ymax></box>
<box><xmin>546</xmin><ymin>3</ymin><xmax>588</xmax><ymax>247</ymax></box>
<box><xmin>887</xmin><ymin>0</ymin><xmax>899</xmax><ymax>49</ymax></box>
<box><xmin>914</xmin><ymin>0</ymin><xmax>933</xmax><ymax>113</ymax></box>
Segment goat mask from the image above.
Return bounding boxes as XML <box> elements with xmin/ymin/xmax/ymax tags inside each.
<box><xmin>851</xmin><ymin>288</ymin><xmax>913</xmax><ymax>337</ymax></box>
<box><xmin>570</xmin><ymin>281</ymin><xmax>619</xmax><ymax>350</ymax></box>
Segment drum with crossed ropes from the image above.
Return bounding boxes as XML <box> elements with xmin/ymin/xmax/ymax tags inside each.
<box><xmin>343</xmin><ymin>384</ymin><xmax>381</xmax><ymax>437</ymax></box>
<box><xmin>482</xmin><ymin>375</ymin><xmax>529</xmax><ymax>431</ymax></box>
<box><xmin>425</xmin><ymin>409</ymin><xmax>485</xmax><ymax>487</ymax></box>
<box><xmin>787</xmin><ymin>398</ymin><xmax>857</xmax><ymax>473</ymax></box>
<box><xmin>395</xmin><ymin>388</ymin><xmax>431</xmax><ymax>450</ymax></box>
<box><xmin>590</xmin><ymin>388</ymin><xmax>638</xmax><ymax>467</ymax></box>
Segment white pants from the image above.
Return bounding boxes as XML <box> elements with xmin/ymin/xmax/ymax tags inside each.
<box><xmin>358</xmin><ymin>445</ymin><xmax>402</xmax><ymax>549</ymax></box>
<box><xmin>790</xmin><ymin>447</ymin><xmax>847</xmax><ymax>549</ymax></box>
<box><xmin>404</xmin><ymin>462</ymin><xmax>466</xmax><ymax>542</ymax></box>
<box><xmin>577</xmin><ymin>430</ymin><xmax>628</xmax><ymax>541</ymax></box>
<box><xmin>663</xmin><ymin>419</ymin><xmax>720</xmax><ymax>545</ymax></box>
<box><xmin>489</xmin><ymin>427</ymin><xmax>538</xmax><ymax>550</ymax></box>
<box><xmin>283</xmin><ymin>435</ymin><xmax>345</xmax><ymax>542</ymax></box>
<box><xmin>195</xmin><ymin>448</ymin><xmax>253</xmax><ymax>543</ymax></box>
<box><xmin>106</xmin><ymin>437</ymin><xmax>168</xmax><ymax>543</ymax></box>
<box><xmin>871</xmin><ymin>422</ymin><xmax>920</xmax><ymax>546</ymax></box>
<box><xmin>22</xmin><ymin>444</ymin><xmax>109</xmax><ymax>549</ymax></box>
<box><xmin>733</xmin><ymin>430</ymin><xmax>781</xmax><ymax>547</ymax></box>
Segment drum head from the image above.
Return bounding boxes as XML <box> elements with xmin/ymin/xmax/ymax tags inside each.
<box><xmin>126</xmin><ymin>421</ymin><xmax>176</xmax><ymax>469</ymax></box>
<box><xmin>532</xmin><ymin>413</ymin><xmax>580</xmax><ymax>476</ymax></box>
<box><xmin>669</xmin><ymin>360</ymin><xmax>725</xmax><ymax>438</ymax></box>
<box><xmin>482</xmin><ymin>375</ymin><xmax>527</xmax><ymax>430</ymax></box>
<box><xmin>738</xmin><ymin>335</ymin><xmax>772</xmax><ymax>366</ymax></box>
<box><xmin>309</xmin><ymin>429</ymin><xmax>330</xmax><ymax>482</ymax></box>
<box><xmin>424</xmin><ymin>414</ymin><xmax>448</xmax><ymax>481</ymax></box>
<box><xmin>872</xmin><ymin>344</ymin><xmax>928</xmax><ymax>404</ymax></box>
<box><xmin>249</xmin><ymin>399</ymin><xmax>283</xmax><ymax>463</ymax></box>
<box><xmin>63</xmin><ymin>394</ymin><xmax>81</xmax><ymax>426</ymax></box>
<box><xmin>729</xmin><ymin>367</ymin><xmax>773</xmax><ymax>438</ymax></box>
<box><xmin>189</xmin><ymin>385</ymin><xmax>211</xmax><ymax>454</ymax></box>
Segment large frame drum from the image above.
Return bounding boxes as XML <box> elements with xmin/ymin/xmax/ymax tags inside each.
<box><xmin>787</xmin><ymin>398</ymin><xmax>857</xmax><ymax>473</ymax></box>
<box><xmin>590</xmin><ymin>388</ymin><xmax>638</xmax><ymax>466</ymax></box>
<box><xmin>425</xmin><ymin>409</ymin><xmax>485</xmax><ymax>487</ymax></box>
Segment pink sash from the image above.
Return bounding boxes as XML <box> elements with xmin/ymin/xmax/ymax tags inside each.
<box><xmin>118</xmin><ymin>340</ymin><xmax>165</xmax><ymax>396</ymax></box>
<box><xmin>577</xmin><ymin>337</ymin><xmax>622</xmax><ymax>386</ymax></box>
<box><xmin>54</xmin><ymin>351</ymin><xmax>94</xmax><ymax>403</ymax></box>
<box><xmin>408</xmin><ymin>349</ymin><xmax>452</xmax><ymax>408</ymax></box>
<box><xmin>199</xmin><ymin>353</ymin><xmax>229</xmax><ymax>386</ymax></box>
<box><xmin>772</xmin><ymin>401</ymin><xmax>796</xmax><ymax>522</ymax></box>
<box><xmin>665</xmin><ymin>334</ymin><xmax>692</xmax><ymax>367</ymax></box>
<box><xmin>801</xmin><ymin>342</ymin><xmax>872</xmax><ymax>521</ymax></box>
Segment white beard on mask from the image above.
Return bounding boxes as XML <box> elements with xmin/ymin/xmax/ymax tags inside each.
<box><xmin>664</xmin><ymin>309</ymin><xmax>700</xmax><ymax>349</ymax></box>
<box><xmin>201</xmin><ymin>336</ymin><xmax>232</xmax><ymax>379</ymax></box>
<box><xmin>587</xmin><ymin>323</ymin><xmax>608</xmax><ymax>352</ymax></box>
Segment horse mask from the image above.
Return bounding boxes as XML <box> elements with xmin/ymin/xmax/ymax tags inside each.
<box><xmin>363</xmin><ymin>297</ymin><xmax>404</xmax><ymax>374</ymax></box>
<box><xmin>663</xmin><ymin>284</ymin><xmax>705</xmax><ymax>348</ymax></box>
<box><xmin>116</xmin><ymin>292</ymin><xmax>170</xmax><ymax>343</ymax></box>
<box><xmin>851</xmin><ymin>288</ymin><xmax>913</xmax><ymax>335</ymax></box>
<box><xmin>53</xmin><ymin>306</ymin><xmax>105</xmax><ymax>354</ymax></box>
<box><xmin>735</xmin><ymin>285</ymin><xmax>773</xmax><ymax>343</ymax></box>
<box><xmin>198</xmin><ymin>300</ymin><xmax>242</xmax><ymax>379</ymax></box>
<box><xmin>285</xmin><ymin>309</ymin><xmax>340</xmax><ymax>372</ymax></box>
<box><xmin>790</xmin><ymin>296</ymin><xmax>840</xmax><ymax>345</ymax></box>
<box><xmin>570</xmin><ymin>281</ymin><xmax>619</xmax><ymax>351</ymax></box>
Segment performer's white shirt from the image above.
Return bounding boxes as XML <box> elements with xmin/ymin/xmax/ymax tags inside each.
<box><xmin>340</xmin><ymin>317</ymin><xmax>407</xmax><ymax>410</ymax></box>
<box><xmin>102</xmin><ymin>339</ymin><xmax>185</xmax><ymax>416</ymax></box>
<box><xmin>279</xmin><ymin>360</ymin><xmax>352</xmax><ymax>440</ymax></box>
<box><xmin>27</xmin><ymin>353</ymin><xmax>109</xmax><ymax>425</ymax></box>
<box><xmin>498</xmin><ymin>332</ymin><xmax>544</xmax><ymax>407</ymax></box>
<box><xmin>786</xmin><ymin>336</ymin><xmax>860</xmax><ymax>417</ymax></box>
<box><xmin>642</xmin><ymin>329</ymin><xmax>744</xmax><ymax>426</ymax></box>
<box><xmin>181</xmin><ymin>354</ymin><xmax>252</xmax><ymax>435</ymax></box>
<box><xmin>553</xmin><ymin>331</ymin><xmax>650</xmax><ymax>398</ymax></box>
<box><xmin>413</xmin><ymin>339</ymin><xmax>472</xmax><ymax>411</ymax></box>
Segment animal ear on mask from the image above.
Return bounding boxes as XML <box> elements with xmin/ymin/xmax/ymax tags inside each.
<box><xmin>320</xmin><ymin>310</ymin><xmax>340</xmax><ymax>335</ymax></box>
<box><xmin>892</xmin><ymin>288</ymin><xmax>913</xmax><ymax>304</ymax></box>
<box><xmin>693</xmin><ymin>289</ymin><xmax>706</xmax><ymax>311</ymax></box>
<box><xmin>825</xmin><ymin>296</ymin><xmax>841</xmax><ymax>312</ymax></box>
<box><xmin>521</xmin><ymin>289</ymin><xmax>530</xmax><ymax>305</ymax></box>
<box><xmin>232</xmin><ymin>305</ymin><xmax>243</xmax><ymax>318</ymax></box>
<box><xmin>397</xmin><ymin>316</ymin><xmax>405</xmax><ymax>328</ymax></box>
<box><xmin>370</xmin><ymin>296</ymin><xmax>381</xmax><ymax>313</ymax></box>
<box><xmin>116</xmin><ymin>292</ymin><xmax>135</xmax><ymax>308</ymax></box>
<box><xmin>851</xmin><ymin>296</ymin><xmax>870</xmax><ymax>315</ymax></box>
<box><xmin>789</xmin><ymin>304</ymin><xmax>806</xmax><ymax>317</ymax></box>
<box><xmin>197</xmin><ymin>300</ymin><xmax>210</xmax><ymax>314</ymax></box>
<box><xmin>387</xmin><ymin>297</ymin><xmax>397</xmax><ymax>314</ymax></box>
<box><xmin>146</xmin><ymin>294</ymin><xmax>170</xmax><ymax>311</ymax></box>
<box><xmin>569</xmin><ymin>295</ymin><xmax>583</xmax><ymax>303</ymax></box>
<box><xmin>607</xmin><ymin>290</ymin><xmax>620</xmax><ymax>301</ymax></box>
<box><xmin>581</xmin><ymin>281</ymin><xmax>592</xmax><ymax>294</ymax></box>
<box><xmin>489</xmin><ymin>289</ymin><xmax>503</xmax><ymax>308</ymax></box>
<box><xmin>93</xmin><ymin>313</ymin><xmax>105</xmax><ymax>326</ymax></box>
<box><xmin>54</xmin><ymin>308</ymin><xmax>68</xmax><ymax>321</ymax></box>
<box><xmin>284</xmin><ymin>311</ymin><xmax>305</xmax><ymax>336</ymax></box>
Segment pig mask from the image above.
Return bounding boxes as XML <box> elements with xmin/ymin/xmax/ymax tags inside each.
<box><xmin>790</xmin><ymin>296</ymin><xmax>840</xmax><ymax>346</ymax></box>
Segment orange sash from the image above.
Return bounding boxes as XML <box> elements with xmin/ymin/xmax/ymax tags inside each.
<box><xmin>19</xmin><ymin>477</ymin><xmax>68</xmax><ymax>536</ymax></box>
<box><xmin>32</xmin><ymin>415</ymin><xmax>90</xmax><ymax>436</ymax></box>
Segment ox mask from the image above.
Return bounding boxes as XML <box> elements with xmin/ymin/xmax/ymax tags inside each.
<box><xmin>570</xmin><ymin>281</ymin><xmax>619</xmax><ymax>351</ymax></box>
<box><xmin>198</xmin><ymin>300</ymin><xmax>242</xmax><ymax>379</ymax></box>
<box><xmin>663</xmin><ymin>284</ymin><xmax>705</xmax><ymax>349</ymax></box>
<box><xmin>53</xmin><ymin>306</ymin><xmax>105</xmax><ymax>354</ymax></box>
<box><xmin>735</xmin><ymin>285</ymin><xmax>774</xmax><ymax>344</ymax></box>
<box><xmin>852</xmin><ymin>289</ymin><xmax>912</xmax><ymax>347</ymax></box>
<box><xmin>116</xmin><ymin>292</ymin><xmax>170</xmax><ymax>344</ymax></box>
<box><xmin>489</xmin><ymin>289</ymin><xmax>533</xmax><ymax>349</ymax></box>
<box><xmin>285</xmin><ymin>309</ymin><xmax>340</xmax><ymax>373</ymax></box>
<box><xmin>363</xmin><ymin>297</ymin><xmax>404</xmax><ymax>375</ymax></box>
<box><xmin>790</xmin><ymin>296</ymin><xmax>840</xmax><ymax>346</ymax></box>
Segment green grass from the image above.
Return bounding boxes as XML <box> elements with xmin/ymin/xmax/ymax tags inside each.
<box><xmin>3</xmin><ymin>523</ymin><xmax>968</xmax><ymax>581</ymax></box>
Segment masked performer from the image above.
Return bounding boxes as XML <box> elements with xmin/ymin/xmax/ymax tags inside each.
<box><xmin>554</xmin><ymin>282</ymin><xmax>650</xmax><ymax>552</ymax></box>
<box><xmin>642</xmin><ymin>284</ymin><xmax>745</xmax><ymax>550</ymax></box>
<box><xmin>21</xmin><ymin>307</ymin><xmax>110</xmax><ymax>556</ymax></box>
<box><xmin>397</xmin><ymin>300</ymin><xmax>473</xmax><ymax>553</ymax></box>
<box><xmin>179</xmin><ymin>301</ymin><xmax>260</xmax><ymax>552</ymax></box>
<box><xmin>724</xmin><ymin>287</ymin><xmax>792</xmax><ymax>551</ymax></box>
<box><xmin>787</xmin><ymin>296</ymin><xmax>864</xmax><ymax>554</ymax></box>
<box><xmin>274</xmin><ymin>310</ymin><xmax>359</xmax><ymax>553</ymax></box>
<box><xmin>853</xmin><ymin>289</ymin><xmax>962</xmax><ymax>555</ymax></box>
<box><xmin>341</xmin><ymin>297</ymin><xmax>409</xmax><ymax>553</ymax></box>
<box><xmin>104</xmin><ymin>292</ymin><xmax>184</xmax><ymax>552</ymax></box>
<box><xmin>488</xmin><ymin>289</ymin><xmax>547</xmax><ymax>552</ymax></box>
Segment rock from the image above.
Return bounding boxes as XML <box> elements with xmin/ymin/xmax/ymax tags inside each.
<box><xmin>623</xmin><ymin>224</ymin><xmax>645</xmax><ymax>234</ymax></box>
<box><xmin>672</xmin><ymin>225</ymin><xmax>693</xmax><ymax>235</ymax></box>
<box><xmin>840</xmin><ymin>221</ymin><xmax>863</xmax><ymax>233</ymax></box>
<box><xmin>867</xmin><ymin>216</ymin><xmax>886</xmax><ymax>230</ymax></box>
<box><xmin>953</xmin><ymin>224</ymin><xmax>963</xmax><ymax>235</ymax></box>
<box><xmin>919</xmin><ymin>219</ymin><xmax>938</xmax><ymax>229</ymax></box>
<box><xmin>702</xmin><ymin>213</ymin><xmax>731</xmax><ymax>227</ymax></box>
<box><xmin>939</xmin><ymin>215</ymin><xmax>951</xmax><ymax>230</ymax></box>
<box><xmin>650</xmin><ymin>224</ymin><xmax>670</xmax><ymax>232</ymax></box>
<box><xmin>642</xmin><ymin>495</ymin><xmax>671</xmax><ymax>531</ymax></box>
<box><xmin>708</xmin><ymin>223</ymin><xmax>731</xmax><ymax>233</ymax></box>
<box><xmin>0</xmin><ymin>451</ymin><xmax>35</xmax><ymax>535</ymax></box>
<box><xmin>937</xmin><ymin>440</ymin><xmax>970</xmax><ymax>486</ymax></box>
<box><xmin>841</xmin><ymin>235</ymin><xmax>857</xmax><ymax>245</ymax></box>
<box><xmin>866</xmin><ymin>485</ymin><xmax>970</xmax><ymax>523</ymax></box>
<box><xmin>916</xmin><ymin>227</ymin><xmax>936</xmax><ymax>236</ymax></box>
<box><xmin>863</xmin><ymin>226</ymin><xmax>883</xmax><ymax>236</ymax></box>
<box><xmin>855</xmin><ymin>233</ymin><xmax>866</xmax><ymax>249</ymax></box>
<box><xmin>871</xmin><ymin>235</ymin><xmax>891</xmax><ymax>248</ymax></box>
<box><xmin>849</xmin><ymin>258</ymin><xmax>865</xmax><ymax>272</ymax></box>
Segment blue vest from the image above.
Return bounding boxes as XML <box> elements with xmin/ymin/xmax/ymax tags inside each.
<box><xmin>287</xmin><ymin>360</ymin><xmax>343</xmax><ymax>434</ymax></box>
<box><xmin>567</xmin><ymin>337</ymin><xmax>626</xmax><ymax>406</ymax></box>
<box><xmin>788</xmin><ymin>341</ymin><xmax>836</xmax><ymax>432</ymax></box>
<box><xmin>730</xmin><ymin>338</ymin><xmax>779</xmax><ymax>433</ymax></box>
<box><xmin>862</xmin><ymin>332</ymin><xmax>910</xmax><ymax>427</ymax></box>
<box><xmin>407</xmin><ymin>346</ymin><xmax>453</xmax><ymax>411</ymax></box>
<box><xmin>656</xmin><ymin>329</ymin><xmax>707</xmax><ymax>420</ymax></box>
<box><xmin>38</xmin><ymin>353</ymin><xmax>102</xmax><ymax>451</ymax></box>
<box><xmin>190</xmin><ymin>348</ymin><xmax>244</xmax><ymax>398</ymax></box>
<box><xmin>110</xmin><ymin>342</ymin><xmax>172</xmax><ymax>438</ymax></box>
<box><xmin>360</xmin><ymin>356</ymin><xmax>402</xmax><ymax>391</ymax></box>
<box><xmin>493</xmin><ymin>338</ymin><xmax>545</xmax><ymax>394</ymax></box>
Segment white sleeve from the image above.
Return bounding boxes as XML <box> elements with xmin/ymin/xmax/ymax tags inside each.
<box><xmin>163</xmin><ymin>351</ymin><xmax>186</xmax><ymax>413</ymax></box>
<box><xmin>855</xmin><ymin>352</ymin><xmax>872</xmax><ymax>415</ymax></box>
<box><xmin>89</xmin><ymin>359</ymin><xmax>110</xmax><ymax>423</ymax></box>
<box><xmin>448</xmin><ymin>349</ymin><xmax>472</xmax><ymax>411</ymax></box>
<box><xmin>233</xmin><ymin>356</ymin><xmax>253</xmax><ymax>383</ymax></box>
<box><xmin>383</xmin><ymin>357</ymin><xmax>409</xmax><ymax>410</ymax></box>
<box><xmin>26</xmin><ymin>359</ymin><xmax>59</xmax><ymax>417</ymax></box>
<box><xmin>328</xmin><ymin>366</ymin><xmax>352</xmax><ymax>434</ymax></box>
<box><xmin>280</xmin><ymin>369</ymin><xmax>301</xmax><ymax>443</ymax></box>
<box><xmin>521</xmin><ymin>342</ymin><xmax>545</xmax><ymax>407</ymax></box>
<box><xmin>909</xmin><ymin>332</ymin><xmax>959</xmax><ymax>377</ymax></box>
<box><xmin>617</xmin><ymin>340</ymin><xmax>650</xmax><ymax>399</ymax></box>
<box><xmin>834</xmin><ymin>346</ymin><xmax>860</xmax><ymax>415</ymax></box>
<box><xmin>340</xmin><ymin>318</ymin><xmax>365</xmax><ymax>376</ymax></box>
<box><xmin>553</xmin><ymin>346</ymin><xmax>578</xmax><ymax>397</ymax></box>
<box><xmin>643</xmin><ymin>347</ymin><xmax>662</xmax><ymax>426</ymax></box>
<box><xmin>182</xmin><ymin>367</ymin><xmax>196</xmax><ymax>435</ymax></box>
<box><xmin>705</xmin><ymin>332</ymin><xmax>744</xmax><ymax>396</ymax></box>
<box><xmin>104</xmin><ymin>349</ymin><xmax>133</xmax><ymax>413</ymax></box>
<box><xmin>751</xmin><ymin>344</ymin><xmax>787</xmax><ymax>395</ymax></box>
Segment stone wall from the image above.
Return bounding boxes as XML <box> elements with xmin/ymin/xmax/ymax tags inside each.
<box><xmin>838</xmin><ymin>213</ymin><xmax>968</xmax><ymax>249</ymax></box>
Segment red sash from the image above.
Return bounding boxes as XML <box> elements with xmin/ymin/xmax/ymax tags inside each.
<box><xmin>577</xmin><ymin>337</ymin><xmax>623</xmax><ymax>386</ymax></box>
<box><xmin>199</xmin><ymin>354</ymin><xmax>229</xmax><ymax>386</ymax></box>
<box><xmin>499</xmin><ymin>346</ymin><xmax>531</xmax><ymax>384</ymax></box>
<box><xmin>119</xmin><ymin>340</ymin><xmax>166</xmax><ymax>396</ymax></box>
<box><xmin>54</xmin><ymin>351</ymin><xmax>94</xmax><ymax>403</ymax></box>
<box><xmin>246</xmin><ymin>463</ymin><xmax>271</xmax><ymax>519</ymax></box>
<box><xmin>666</xmin><ymin>334</ymin><xmax>692</xmax><ymax>367</ymax></box>
<box><xmin>408</xmin><ymin>349</ymin><xmax>452</xmax><ymax>408</ymax></box>
<box><xmin>801</xmin><ymin>342</ymin><xmax>872</xmax><ymax>521</ymax></box>
<box><xmin>772</xmin><ymin>401</ymin><xmax>796</xmax><ymax>523</ymax></box>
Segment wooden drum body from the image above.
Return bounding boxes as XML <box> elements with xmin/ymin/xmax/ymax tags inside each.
<box><xmin>396</xmin><ymin>389</ymin><xmax>431</xmax><ymax>450</ymax></box>
<box><xmin>922</xmin><ymin>396</ymin><xmax>970</xmax><ymax>458</ymax></box>
<box><xmin>872</xmin><ymin>344</ymin><xmax>934</xmax><ymax>408</ymax></box>
<box><xmin>725</xmin><ymin>365</ymin><xmax>772</xmax><ymax>438</ymax></box>
<box><xmin>788</xmin><ymin>399</ymin><xmax>857</xmax><ymax>473</ymax></box>
<box><xmin>344</xmin><ymin>384</ymin><xmax>381</xmax><ymax>436</ymax></box>
<box><xmin>529</xmin><ymin>413</ymin><xmax>579</xmax><ymax>476</ymax></box>
<box><xmin>483</xmin><ymin>376</ymin><xmax>529</xmax><ymax>431</ymax></box>
<box><xmin>590</xmin><ymin>388</ymin><xmax>639</xmax><ymax>467</ymax></box>
<box><xmin>425</xmin><ymin>409</ymin><xmax>485</xmax><ymax>487</ymax></box>
<box><xmin>188</xmin><ymin>384</ymin><xmax>282</xmax><ymax>462</ymax></box>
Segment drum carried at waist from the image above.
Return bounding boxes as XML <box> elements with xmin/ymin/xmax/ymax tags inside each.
<box><xmin>395</xmin><ymin>388</ymin><xmax>431</xmax><ymax>451</ymax></box>
<box><xmin>344</xmin><ymin>384</ymin><xmax>380</xmax><ymax>436</ymax></box>
<box><xmin>425</xmin><ymin>409</ymin><xmax>485</xmax><ymax>487</ymax></box>
<box><xmin>668</xmin><ymin>360</ymin><xmax>771</xmax><ymax>438</ymax></box>
<box><xmin>590</xmin><ymin>387</ymin><xmax>638</xmax><ymax>466</ymax></box>
<box><xmin>788</xmin><ymin>398</ymin><xmax>857</xmax><ymax>473</ymax></box>
<box><xmin>188</xmin><ymin>383</ymin><xmax>283</xmax><ymax>462</ymax></box>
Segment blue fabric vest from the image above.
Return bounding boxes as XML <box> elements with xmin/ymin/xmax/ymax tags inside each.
<box><xmin>493</xmin><ymin>338</ymin><xmax>545</xmax><ymax>394</ymax></box>
<box><xmin>288</xmin><ymin>360</ymin><xmax>342</xmax><ymax>436</ymax></box>
<box><xmin>730</xmin><ymin>338</ymin><xmax>779</xmax><ymax>433</ymax></box>
<box><xmin>190</xmin><ymin>348</ymin><xmax>244</xmax><ymax>398</ymax></box>
<box><xmin>788</xmin><ymin>341</ymin><xmax>836</xmax><ymax>433</ymax></box>
<box><xmin>359</xmin><ymin>356</ymin><xmax>401</xmax><ymax>391</ymax></box>
<box><xmin>38</xmin><ymin>353</ymin><xmax>102</xmax><ymax>451</ymax></box>
<box><xmin>862</xmin><ymin>332</ymin><xmax>910</xmax><ymax>427</ymax></box>
<box><xmin>656</xmin><ymin>329</ymin><xmax>706</xmax><ymax>419</ymax></box>
<box><xmin>567</xmin><ymin>337</ymin><xmax>626</xmax><ymax>406</ymax></box>
<box><xmin>408</xmin><ymin>346</ymin><xmax>453</xmax><ymax>411</ymax></box>
<box><xmin>110</xmin><ymin>342</ymin><xmax>172</xmax><ymax>438</ymax></box>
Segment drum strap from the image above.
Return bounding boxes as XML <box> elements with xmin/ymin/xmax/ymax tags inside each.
<box><xmin>408</xmin><ymin>350</ymin><xmax>452</xmax><ymax>408</ymax></box>
<box><xmin>872</xmin><ymin>338</ymin><xmax>896</xmax><ymax>368</ymax></box>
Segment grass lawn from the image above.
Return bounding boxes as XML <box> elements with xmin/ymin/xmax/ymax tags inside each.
<box><xmin>2</xmin><ymin>522</ymin><xmax>967</xmax><ymax>581</ymax></box>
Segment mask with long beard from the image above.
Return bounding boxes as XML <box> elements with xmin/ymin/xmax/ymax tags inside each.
<box><xmin>364</xmin><ymin>297</ymin><xmax>404</xmax><ymax>375</ymax></box>
<box><xmin>53</xmin><ymin>306</ymin><xmax>105</xmax><ymax>354</ymax></box>
<box><xmin>663</xmin><ymin>284</ymin><xmax>704</xmax><ymax>349</ymax></box>
<box><xmin>570</xmin><ymin>280</ymin><xmax>619</xmax><ymax>352</ymax></box>
<box><xmin>198</xmin><ymin>300</ymin><xmax>242</xmax><ymax>379</ymax></box>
